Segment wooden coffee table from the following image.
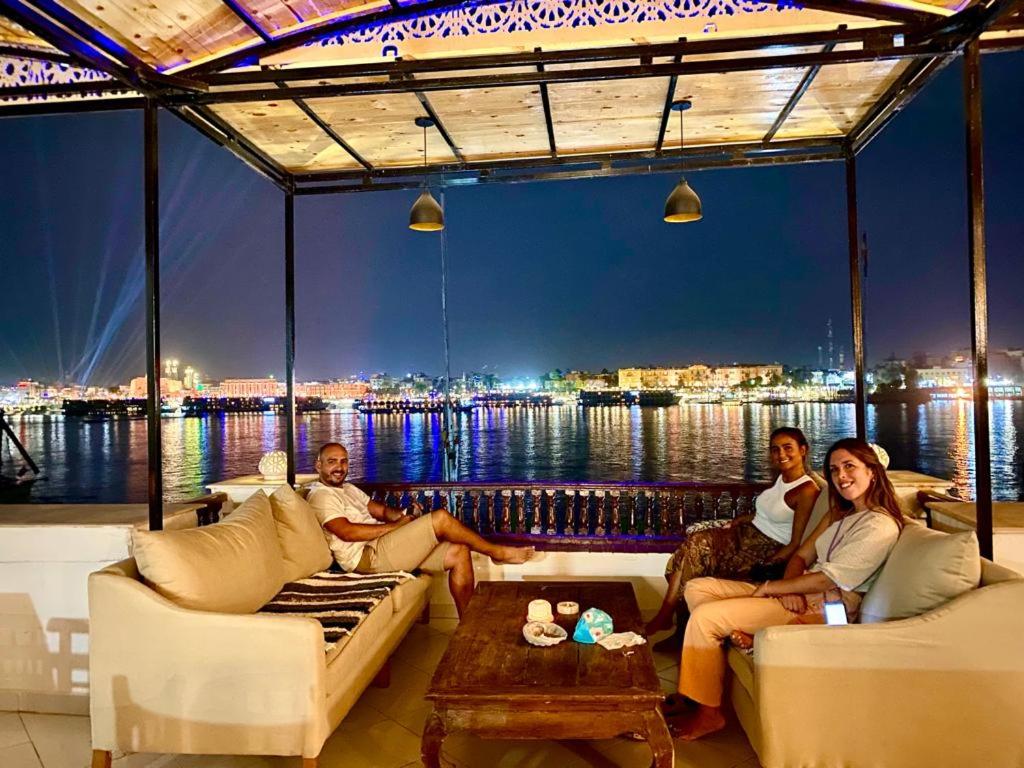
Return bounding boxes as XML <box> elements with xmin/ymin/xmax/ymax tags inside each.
<box><xmin>422</xmin><ymin>581</ymin><xmax>674</xmax><ymax>767</ymax></box>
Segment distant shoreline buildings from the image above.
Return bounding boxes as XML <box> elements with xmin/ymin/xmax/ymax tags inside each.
<box><xmin>2</xmin><ymin>347</ymin><xmax>1023</xmax><ymax>411</ymax></box>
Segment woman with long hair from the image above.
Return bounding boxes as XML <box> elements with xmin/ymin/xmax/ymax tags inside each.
<box><xmin>668</xmin><ymin>437</ymin><xmax>903</xmax><ymax>740</ymax></box>
<box><xmin>645</xmin><ymin>427</ymin><xmax>820</xmax><ymax>643</ymax></box>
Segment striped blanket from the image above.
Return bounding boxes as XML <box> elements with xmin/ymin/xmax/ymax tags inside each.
<box><xmin>260</xmin><ymin>570</ymin><xmax>414</xmax><ymax>653</ymax></box>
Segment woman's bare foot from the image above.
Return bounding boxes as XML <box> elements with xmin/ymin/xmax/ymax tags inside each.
<box><xmin>668</xmin><ymin>705</ymin><xmax>727</xmax><ymax>741</ymax></box>
<box><xmin>644</xmin><ymin>613</ymin><xmax>675</xmax><ymax>637</ymax></box>
<box><xmin>490</xmin><ymin>546</ymin><xmax>535</xmax><ymax>565</ymax></box>
<box><xmin>729</xmin><ymin>630</ymin><xmax>754</xmax><ymax>650</ymax></box>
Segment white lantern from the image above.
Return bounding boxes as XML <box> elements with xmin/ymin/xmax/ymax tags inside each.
<box><xmin>258</xmin><ymin>450</ymin><xmax>288</xmax><ymax>481</ymax></box>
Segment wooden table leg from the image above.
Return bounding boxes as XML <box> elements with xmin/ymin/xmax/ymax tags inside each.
<box><xmin>421</xmin><ymin>709</ymin><xmax>446</xmax><ymax>768</ymax></box>
<box><xmin>642</xmin><ymin>709</ymin><xmax>675</xmax><ymax>768</ymax></box>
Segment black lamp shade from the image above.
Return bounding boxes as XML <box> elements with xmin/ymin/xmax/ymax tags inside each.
<box><xmin>409</xmin><ymin>189</ymin><xmax>445</xmax><ymax>231</ymax></box>
<box><xmin>663</xmin><ymin>177</ymin><xmax>703</xmax><ymax>223</ymax></box>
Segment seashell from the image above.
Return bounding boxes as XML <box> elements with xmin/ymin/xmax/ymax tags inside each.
<box><xmin>522</xmin><ymin>621</ymin><xmax>568</xmax><ymax>647</ymax></box>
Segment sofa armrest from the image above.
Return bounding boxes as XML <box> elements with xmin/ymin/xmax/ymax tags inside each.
<box><xmin>751</xmin><ymin>580</ymin><xmax>1024</xmax><ymax>768</ymax></box>
<box><xmin>89</xmin><ymin>566</ymin><xmax>327</xmax><ymax>755</ymax></box>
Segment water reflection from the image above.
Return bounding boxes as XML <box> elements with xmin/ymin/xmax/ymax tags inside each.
<box><xmin>8</xmin><ymin>401</ymin><xmax>1024</xmax><ymax>503</ymax></box>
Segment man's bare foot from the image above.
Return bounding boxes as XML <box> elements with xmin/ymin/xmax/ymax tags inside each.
<box><xmin>491</xmin><ymin>546</ymin><xmax>535</xmax><ymax>565</ymax></box>
<box><xmin>668</xmin><ymin>705</ymin><xmax>726</xmax><ymax>741</ymax></box>
<box><xmin>729</xmin><ymin>630</ymin><xmax>754</xmax><ymax>650</ymax></box>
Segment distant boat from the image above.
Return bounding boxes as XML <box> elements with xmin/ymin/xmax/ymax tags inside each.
<box><xmin>578</xmin><ymin>389</ymin><xmax>680</xmax><ymax>407</ymax></box>
<box><xmin>473</xmin><ymin>393</ymin><xmax>553</xmax><ymax>408</ymax></box>
<box><xmin>355</xmin><ymin>398</ymin><xmax>472</xmax><ymax>415</ymax></box>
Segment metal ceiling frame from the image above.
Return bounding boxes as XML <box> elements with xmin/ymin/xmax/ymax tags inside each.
<box><xmin>0</xmin><ymin>0</ymin><xmax>1015</xmax><ymax>552</ymax></box>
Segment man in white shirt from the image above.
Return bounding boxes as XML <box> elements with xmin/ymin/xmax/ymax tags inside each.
<box><xmin>308</xmin><ymin>443</ymin><xmax>535</xmax><ymax>618</ymax></box>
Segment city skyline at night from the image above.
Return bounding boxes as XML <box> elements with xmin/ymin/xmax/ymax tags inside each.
<box><xmin>1</xmin><ymin>55</ymin><xmax>1022</xmax><ymax>387</ymax></box>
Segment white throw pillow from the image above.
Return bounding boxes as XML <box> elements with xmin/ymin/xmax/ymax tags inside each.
<box><xmin>860</xmin><ymin>524</ymin><xmax>981</xmax><ymax>623</ymax></box>
<box><xmin>132</xmin><ymin>490</ymin><xmax>286</xmax><ymax>613</ymax></box>
<box><xmin>269</xmin><ymin>483</ymin><xmax>333</xmax><ymax>582</ymax></box>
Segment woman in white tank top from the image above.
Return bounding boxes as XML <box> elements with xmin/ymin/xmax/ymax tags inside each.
<box><xmin>646</xmin><ymin>427</ymin><xmax>820</xmax><ymax>644</ymax></box>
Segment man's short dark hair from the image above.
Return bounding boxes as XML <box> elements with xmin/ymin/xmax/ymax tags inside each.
<box><xmin>317</xmin><ymin>442</ymin><xmax>346</xmax><ymax>461</ymax></box>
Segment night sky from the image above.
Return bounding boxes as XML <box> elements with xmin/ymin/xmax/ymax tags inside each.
<box><xmin>1</xmin><ymin>52</ymin><xmax>1021</xmax><ymax>386</ymax></box>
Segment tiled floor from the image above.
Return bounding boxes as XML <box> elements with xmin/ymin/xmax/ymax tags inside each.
<box><xmin>1</xmin><ymin>618</ymin><xmax>758</xmax><ymax>768</ymax></box>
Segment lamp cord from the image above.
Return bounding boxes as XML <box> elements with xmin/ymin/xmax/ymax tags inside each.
<box><xmin>679</xmin><ymin>106</ymin><xmax>684</xmax><ymax>152</ymax></box>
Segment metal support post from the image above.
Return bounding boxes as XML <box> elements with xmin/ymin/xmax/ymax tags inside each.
<box><xmin>285</xmin><ymin>191</ymin><xmax>297</xmax><ymax>487</ymax></box>
<box><xmin>964</xmin><ymin>40</ymin><xmax>992</xmax><ymax>559</ymax></box>
<box><xmin>144</xmin><ymin>101</ymin><xmax>163</xmax><ymax>530</ymax></box>
<box><xmin>846</xmin><ymin>152</ymin><xmax>866</xmax><ymax>440</ymax></box>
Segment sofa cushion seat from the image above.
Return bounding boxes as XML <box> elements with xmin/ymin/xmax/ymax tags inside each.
<box><xmin>390</xmin><ymin>574</ymin><xmax>432</xmax><ymax>614</ymax></box>
<box><xmin>325</xmin><ymin>596</ymin><xmax>397</xmax><ymax>687</ymax></box>
<box><xmin>259</xmin><ymin>570</ymin><xmax>415</xmax><ymax>659</ymax></box>
<box><xmin>728</xmin><ymin>647</ymin><xmax>755</xmax><ymax>698</ymax></box>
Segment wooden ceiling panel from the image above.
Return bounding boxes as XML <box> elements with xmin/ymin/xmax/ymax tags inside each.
<box><xmin>670</xmin><ymin>65</ymin><xmax>813</xmax><ymax>145</ymax></box>
<box><xmin>422</xmin><ymin>67</ymin><xmax>550</xmax><ymax>161</ymax></box>
<box><xmin>210</xmin><ymin>100</ymin><xmax>364</xmax><ymax>171</ymax></box>
<box><xmin>546</xmin><ymin>60</ymin><xmax>668</xmax><ymax>155</ymax></box>
<box><xmin>53</xmin><ymin>0</ymin><xmax>257</xmax><ymax>69</ymax></box>
<box><xmin>0</xmin><ymin>17</ymin><xmax>55</xmax><ymax>49</ymax></box>
<box><xmin>774</xmin><ymin>57</ymin><xmax>912</xmax><ymax>139</ymax></box>
<box><xmin>304</xmin><ymin>92</ymin><xmax>458</xmax><ymax>167</ymax></box>
<box><xmin>239</xmin><ymin>0</ymin><xmax>387</xmax><ymax>36</ymax></box>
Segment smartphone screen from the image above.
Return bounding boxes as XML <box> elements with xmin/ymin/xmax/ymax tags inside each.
<box><xmin>823</xmin><ymin>601</ymin><xmax>848</xmax><ymax>626</ymax></box>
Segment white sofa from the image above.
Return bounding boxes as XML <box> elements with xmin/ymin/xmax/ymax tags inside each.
<box><xmin>727</xmin><ymin>524</ymin><xmax>1024</xmax><ymax>768</ymax></box>
<box><xmin>88</xmin><ymin>486</ymin><xmax>431</xmax><ymax>767</ymax></box>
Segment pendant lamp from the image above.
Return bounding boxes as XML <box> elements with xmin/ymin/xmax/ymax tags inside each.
<box><xmin>663</xmin><ymin>99</ymin><xmax>703</xmax><ymax>223</ymax></box>
<box><xmin>409</xmin><ymin>116</ymin><xmax>445</xmax><ymax>232</ymax></box>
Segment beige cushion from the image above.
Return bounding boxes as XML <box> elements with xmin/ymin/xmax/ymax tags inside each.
<box><xmin>860</xmin><ymin>524</ymin><xmax>981</xmax><ymax>623</ymax></box>
<box><xmin>269</xmin><ymin>484</ymin><xmax>333</xmax><ymax>582</ymax></box>
<box><xmin>802</xmin><ymin>471</ymin><xmax>830</xmax><ymax>544</ymax></box>
<box><xmin>132</xmin><ymin>490</ymin><xmax>286</xmax><ymax>614</ymax></box>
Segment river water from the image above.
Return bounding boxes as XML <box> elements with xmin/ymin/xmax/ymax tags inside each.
<box><xmin>4</xmin><ymin>401</ymin><xmax>1023</xmax><ymax>503</ymax></box>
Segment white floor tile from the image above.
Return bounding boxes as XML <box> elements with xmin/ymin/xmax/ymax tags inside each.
<box><xmin>19</xmin><ymin>714</ymin><xmax>91</xmax><ymax>768</ymax></box>
<box><xmin>319</xmin><ymin>718</ymin><xmax>422</xmax><ymax>768</ymax></box>
<box><xmin>0</xmin><ymin>713</ymin><xmax>31</xmax><ymax>749</ymax></box>
<box><xmin>0</xmin><ymin>741</ymin><xmax>44</xmax><ymax>768</ymax></box>
<box><xmin>427</xmin><ymin>619</ymin><xmax>458</xmax><ymax>636</ymax></box>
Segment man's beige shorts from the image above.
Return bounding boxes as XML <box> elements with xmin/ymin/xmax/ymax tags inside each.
<box><xmin>357</xmin><ymin>514</ymin><xmax>450</xmax><ymax>574</ymax></box>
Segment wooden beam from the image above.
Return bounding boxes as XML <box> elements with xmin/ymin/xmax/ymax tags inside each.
<box><xmin>763</xmin><ymin>39</ymin><xmax>838</xmax><ymax>143</ymax></box>
<box><xmin>202</xmin><ymin>27</ymin><xmax>884</xmax><ymax>87</ymax></box>
<box><xmin>796</xmin><ymin>0</ymin><xmax>937</xmax><ymax>25</ymax></box>
<box><xmin>190</xmin><ymin>0</ymin><xmax>489</xmax><ymax>75</ymax></box>
<box><xmin>177</xmin><ymin>43</ymin><xmax>949</xmax><ymax>105</ymax></box>
<box><xmin>294</xmin><ymin>146</ymin><xmax>846</xmax><ymax>194</ymax></box>
<box><xmin>294</xmin><ymin>137</ymin><xmax>838</xmax><ymax>182</ymax></box>
<box><xmin>0</xmin><ymin>43</ymin><xmax>74</xmax><ymax>64</ymax></box>
<box><xmin>218</xmin><ymin>0</ymin><xmax>273</xmax><ymax>43</ymax></box>
<box><xmin>0</xmin><ymin>96</ymin><xmax>144</xmax><ymax>116</ymax></box>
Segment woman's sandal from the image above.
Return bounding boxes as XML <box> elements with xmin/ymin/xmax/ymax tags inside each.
<box><xmin>660</xmin><ymin>693</ymin><xmax>694</xmax><ymax>718</ymax></box>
